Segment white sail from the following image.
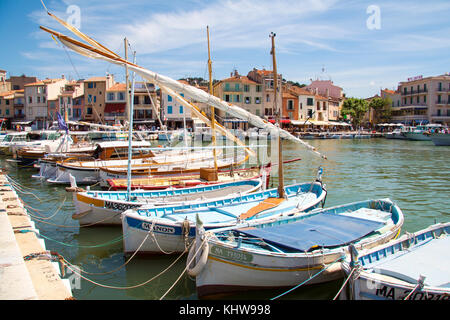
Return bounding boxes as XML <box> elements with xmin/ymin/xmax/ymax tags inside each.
<box><xmin>40</xmin><ymin>21</ymin><xmax>326</xmax><ymax>159</ymax></box>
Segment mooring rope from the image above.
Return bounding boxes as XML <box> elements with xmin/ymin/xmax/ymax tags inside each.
<box><xmin>270</xmin><ymin>254</ymin><xmax>345</xmax><ymax>300</ymax></box>
<box><xmin>159</xmin><ymin>235</ymin><xmax>210</xmax><ymax>300</ymax></box>
<box><xmin>63</xmin><ymin>241</ymin><xmax>191</xmax><ymax>290</ymax></box>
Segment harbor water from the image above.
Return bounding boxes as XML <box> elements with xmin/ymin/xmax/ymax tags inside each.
<box><xmin>2</xmin><ymin>137</ymin><xmax>449</xmax><ymax>300</ymax></box>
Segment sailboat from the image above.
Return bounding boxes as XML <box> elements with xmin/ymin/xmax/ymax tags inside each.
<box><xmin>119</xmin><ymin>31</ymin><xmax>326</xmax><ymax>254</ymax></box>
<box><xmin>38</xmin><ymin>12</ymin><xmax>328</xmax><ymax>250</ymax></box>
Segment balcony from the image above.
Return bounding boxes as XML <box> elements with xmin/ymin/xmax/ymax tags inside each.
<box><xmin>401</xmin><ymin>89</ymin><xmax>428</xmax><ymax>96</ymax></box>
<box><xmin>435</xmin><ymin>100</ymin><xmax>450</xmax><ymax>106</ymax></box>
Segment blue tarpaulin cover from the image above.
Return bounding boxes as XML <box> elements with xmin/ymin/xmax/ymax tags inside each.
<box><xmin>238</xmin><ymin>213</ymin><xmax>385</xmax><ymax>252</ymax></box>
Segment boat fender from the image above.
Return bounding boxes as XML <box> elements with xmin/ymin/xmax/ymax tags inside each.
<box><xmin>186</xmin><ymin>239</ymin><xmax>209</xmax><ymax>277</ymax></box>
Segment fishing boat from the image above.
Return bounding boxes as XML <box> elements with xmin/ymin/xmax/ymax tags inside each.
<box><xmin>69</xmin><ymin>176</ymin><xmax>264</xmax><ymax>226</ymax></box>
<box><xmin>97</xmin><ymin>149</ymin><xmax>247</xmax><ymax>186</ymax></box>
<box><xmin>340</xmin><ymin>222</ymin><xmax>449</xmax><ymax>300</ymax></box>
<box><xmin>106</xmin><ymin>165</ymin><xmax>271</xmax><ymax>191</ymax></box>
<box><xmin>11</xmin><ymin>132</ymin><xmax>94</xmax><ymax>167</ymax></box>
<box><xmin>121</xmin><ymin>173</ymin><xmax>327</xmax><ymax>254</ymax></box>
<box><xmin>430</xmin><ymin>133</ymin><xmax>450</xmax><ymax>146</ymax></box>
<box><xmin>189</xmin><ymin>198</ymin><xmax>403</xmax><ymax>298</ymax></box>
<box><xmin>42</xmin><ymin>140</ymin><xmax>153</xmax><ymax>183</ymax></box>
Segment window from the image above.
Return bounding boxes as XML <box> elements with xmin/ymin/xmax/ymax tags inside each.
<box><xmin>43</xmin><ymin>97</ymin><xmax>46</xmax><ymax>103</ymax></box>
<box><xmin>37</xmin><ymin>97</ymin><xmax>40</xmax><ymax>103</ymax></box>
<box><xmin>307</xmin><ymin>98</ymin><xmax>314</xmax><ymax>106</ymax></box>
<box><xmin>287</xmin><ymin>100</ymin><xmax>294</xmax><ymax>110</ymax></box>
<box><xmin>88</xmin><ymin>82</ymin><xmax>96</xmax><ymax>89</ymax></box>
<box><xmin>424</xmin><ymin>84</ymin><xmax>427</xmax><ymax>92</ymax></box>
<box><xmin>266</xmin><ymin>94</ymin><xmax>270</xmax><ymax>102</ymax></box>
<box><xmin>225</xmin><ymin>83</ymin><xmax>230</xmax><ymax>91</ymax></box>
<box><xmin>108</xmin><ymin>93</ymin><xmax>115</xmax><ymax>101</ymax></box>
<box><xmin>134</xmin><ymin>96</ymin><xmax>139</xmax><ymax>105</ymax></box>
<box><xmin>167</xmin><ymin>106</ymin><xmax>173</xmax><ymax>114</ymax></box>
<box><xmin>5</xmin><ymin>100</ymin><xmax>9</xmax><ymax>105</ymax></box>
<box><xmin>179</xmin><ymin>106</ymin><xmax>183</xmax><ymax>114</ymax></box>
<box><xmin>224</xmin><ymin>94</ymin><xmax>231</xmax><ymax>102</ymax></box>
<box><xmin>118</xmin><ymin>92</ymin><xmax>124</xmax><ymax>101</ymax></box>
<box><xmin>317</xmin><ymin>101</ymin><xmax>320</xmax><ymax>110</ymax></box>
<box><xmin>424</xmin><ymin>95</ymin><xmax>427</xmax><ymax>103</ymax></box>
<box><xmin>235</xmin><ymin>84</ymin><xmax>240</xmax><ymax>91</ymax></box>
<box><xmin>88</xmin><ymin>95</ymin><xmax>92</xmax><ymax>103</ymax></box>
<box><xmin>245</xmin><ymin>97</ymin><xmax>251</xmax><ymax>104</ymax></box>
<box><xmin>93</xmin><ymin>96</ymin><xmax>97</xmax><ymax>103</ymax></box>
<box><xmin>168</xmin><ymin>95</ymin><xmax>172</xmax><ymax>102</ymax></box>
<box><xmin>323</xmin><ymin>102</ymin><xmax>326</xmax><ymax>110</ymax></box>
<box><xmin>87</xmin><ymin>107</ymin><xmax>92</xmax><ymax>115</ymax></box>
<box><xmin>256</xmin><ymin>109</ymin><xmax>260</xmax><ymax>116</ymax></box>
<box><xmin>255</xmin><ymin>97</ymin><xmax>261</xmax><ymax>104</ymax></box>
<box><xmin>244</xmin><ymin>85</ymin><xmax>249</xmax><ymax>92</ymax></box>
<box><xmin>234</xmin><ymin>95</ymin><xmax>241</xmax><ymax>103</ymax></box>
<box><xmin>256</xmin><ymin>85</ymin><xmax>262</xmax><ymax>92</ymax></box>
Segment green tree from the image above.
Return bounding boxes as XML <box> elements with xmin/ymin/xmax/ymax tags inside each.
<box><xmin>369</xmin><ymin>97</ymin><xmax>392</xmax><ymax>124</ymax></box>
<box><xmin>341</xmin><ymin>98</ymin><xmax>369</xmax><ymax>127</ymax></box>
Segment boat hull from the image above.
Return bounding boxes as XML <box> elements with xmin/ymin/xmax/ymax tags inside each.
<box><xmin>193</xmin><ymin>198</ymin><xmax>403</xmax><ymax>298</ymax></box>
<box><xmin>404</xmin><ymin>132</ymin><xmax>431</xmax><ymax>141</ymax></box>
<box><xmin>71</xmin><ymin>179</ymin><xmax>263</xmax><ymax>226</ymax></box>
<box><xmin>340</xmin><ymin>223</ymin><xmax>450</xmax><ymax>300</ymax></box>
<box><xmin>121</xmin><ymin>182</ymin><xmax>327</xmax><ymax>255</ymax></box>
<box><xmin>430</xmin><ymin>133</ymin><xmax>450</xmax><ymax>146</ymax></box>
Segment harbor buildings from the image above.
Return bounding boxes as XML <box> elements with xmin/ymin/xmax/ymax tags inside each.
<box><xmin>160</xmin><ymin>80</ymin><xmax>194</xmax><ymax>130</ymax></box>
<box><xmin>54</xmin><ymin>80</ymin><xmax>85</xmax><ymax>122</ymax></box>
<box><xmin>394</xmin><ymin>74</ymin><xmax>450</xmax><ymax>126</ymax></box>
<box><xmin>83</xmin><ymin>74</ymin><xmax>114</xmax><ymax>123</ymax></box>
<box><xmin>24</xmin><ymin>78</ymin><xmax>68</xmax><ymax>129</ymax></box>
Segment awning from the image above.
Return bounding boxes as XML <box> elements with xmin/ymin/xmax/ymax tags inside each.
<box><xmin>104</xmin><ymin>103</ymin><xmax>126</xmax><ymax>113</ymax></box>
<box><xmin>268</xmin><ymin>119</ymin><xmax>291</xmax><ymax>124</ymax></box>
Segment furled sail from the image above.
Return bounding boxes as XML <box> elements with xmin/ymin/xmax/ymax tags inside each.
<box><xmin>39</xmin><ymin>14</ymin><xmax>326</xmax><ymax>159</ymax></box>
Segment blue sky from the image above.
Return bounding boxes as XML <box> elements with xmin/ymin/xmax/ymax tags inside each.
<box><xmin>1</xmin><ymin>0</ymin><xmax>449</xmax><ymax>98</ymax></box>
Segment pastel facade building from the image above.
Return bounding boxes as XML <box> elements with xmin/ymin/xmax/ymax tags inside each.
<box><xmin>213</xmin><ymin>70</ymin><xmax>262</xmax><ymax>120</ymax></box>
<box><xmin>104</xmin><ymin>82</ymin><xmax>126</xmax><ymax>124</ymax></box>
<box><xmin>24</xmin><ymin>78</ymin><xmax>68</xmax><ymax>129</ymax></box>
<box><xmin>396</xmin><ymin>74</ymin><xmax>450</xmax><ymax>125</ymax></box>
<box><xmin>305</xmin><ymin>80</ymin><xmax>343</xmax><ymax>121</ymax></box>
<box><xmin>83</xmin><ymin>74</ymin><xmax>114</xmax><ymax>123</ymax></box>
<box><xmin>160</xmin><ymin>80</ymin><xmax>194</xmax><ymax>129</ymax></box>
<box><xmin>55</xmin><ymin>81</ymin><xmax>85</xmax><ymax>122</ymax></box>
<box><xmin>247</xmin><ymin>68</ymin><xmax>282</xmax><ymax>118</ymax></box>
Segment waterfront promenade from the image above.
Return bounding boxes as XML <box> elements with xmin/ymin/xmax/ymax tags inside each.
<box><xmin>0</xmin><ymin>173</ymin><xmax>72</xmax><ymax>300</ymax></box>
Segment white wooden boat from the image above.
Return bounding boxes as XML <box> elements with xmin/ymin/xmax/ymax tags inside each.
<box><xmin>40</xmin><ymin>140</ymin><xmax>152</xmax><ymax>183</ymax></box>
<box><xmin>189</xmin><ymin>198</ymin><xmax>403</xmax><ymax>298</ymax></box>
<box><xmin>97</xmin><ymin>150</ymin><xmax>246</xmax><ymax>186</ymax></box>
<box><xmin>69</xmin><ymin>176</ymin><xmax>263</xmax><ymax>226</ymax></box>
<box><xmin>340</xmin><ymin>222</ymin><xmax>449</xmax><ymax>300</ymax></box>
<box><xmin>121</xmin><ymin>175</ymin><xmax>327</xmax><ymax>255</ymax></box>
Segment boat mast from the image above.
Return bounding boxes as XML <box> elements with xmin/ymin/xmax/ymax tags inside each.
<box><xmin>207</xmin><ymin>26</ymin><xmax>218</xmax><ymax>172</ymax></box>
<box><xmin>126</xmin><ymin>46</ymin><xmax>137</xmax><ymax>200</ymax></box>
<box><xmin>270</xmin><ymin>32</ymin><xmax>285</xmax><ymax>198</ymax></box>
<box><xmin>124</xmin><ymin>37</ymin><xmax>130</xmax><ymax>126</ymax></box>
